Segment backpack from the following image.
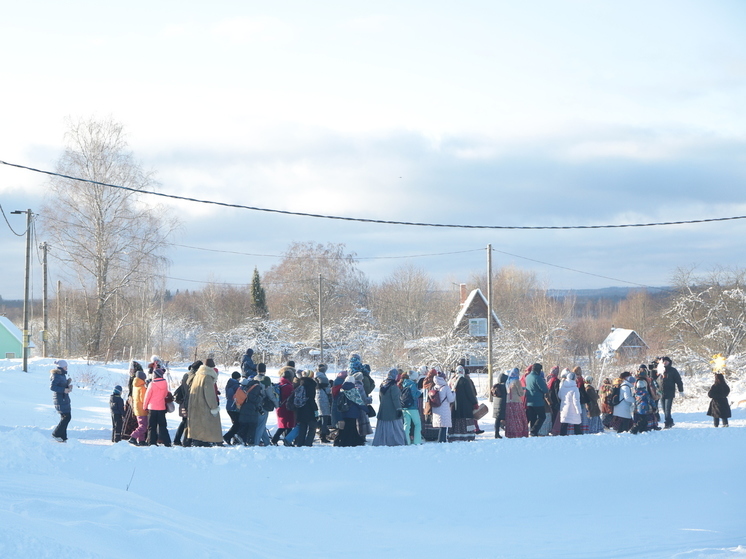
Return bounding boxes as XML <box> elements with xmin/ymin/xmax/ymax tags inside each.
<box><xmin>293</xmin><ymin>386</ymin><xmax>308</xmax><ymax>409</ymax></box>
<box><xmin>427</xmin><ymin>387</ymin><xmax>442</xmax><ymax>408</ymax></box>
<box><xmin>282</xmin><ymin>387</ymin><xmax>298</xmax><ymax>412</ymax></box>
<box><xmin>336</xmin><ymin>391</ymin><xmax>351</xmax><ymax>413</ymax></box>
<box><xmin>608</xmin><ymin>385</ymin><xmax>623</xmax><ymax>408</ymax></box>
<box><xmin>234</xmin><ymin>384</ymin><xmax>259</xmax><ymax>410</ymax></box>
<box><xmin>173</xmin><ymin>384</ymin><xmax>185</xmax><ymax>405</ymax></box>
<box><xmin>634</xmin><ymin>385</ymin><xmax>652</xmax><ymax>415</ymax></box>
<box><xmin>262</xmin><ymin>391</ymin><xmax>276</xmax><ymax>412</ymax></box>
<box><xmin>400</xmin><ymin>385</ymin><xmax>414</xmax><ymax>409</ymax></box>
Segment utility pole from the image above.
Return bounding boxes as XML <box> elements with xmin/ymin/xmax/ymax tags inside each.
<box><xmin>318</xmin><ymin>274</ymin><xmax>324</xmax><ymax>363</ymax></box>
<box><xmin>40</xmin><ymin>241</ymin><xmax>49</xmax><ymax>357</ymax></box>
<box><xmin>56</xmin><ymin>280</ymin><xmax>61</xmax><ymax>355</ymax></box>
<box><xmin>11</xmin><ymin>209</ymin><xmax>32</xmax><ymax>372</ymax></box>
<box><xmin>487</xmin><ymin>244</ymin><xmax>494</xmax><ymax>397</ymax></box>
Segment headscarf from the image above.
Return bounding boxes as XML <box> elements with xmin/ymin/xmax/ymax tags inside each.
<box><xmin>505</xmin><ymin>368</ymin><xmax>520</xmax><ymax>393</ymax></box>
<box><xmin>341</xmin><ymin>380</ymin><xmax>365</xmax><ymax>406</ymax></box>
<box><xmin>333</xmin><ymin>371</ymin><xmax>348</xmax><ymax>387</ymax></box>
<box><xmin>380</xmin><ymin>369</ymin><xmax>398</xmax><ymax>394</ymax></box>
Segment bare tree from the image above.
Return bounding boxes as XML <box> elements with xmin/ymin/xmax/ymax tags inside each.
<box><xmin>263</xmin><ymin>242</ymin><xmax>369</xmax><ymax>341</ymax></box>
<box><xmin>41</xmin><ymin>116</ymin><xmax>177</xmax><ymax>358</ymax></box>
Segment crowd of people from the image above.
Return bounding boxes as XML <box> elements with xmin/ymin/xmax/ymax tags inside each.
<box><xmin>48</xmin><ymin>352</ymin><xmax>734</xmax><ymax>445</ymax></box>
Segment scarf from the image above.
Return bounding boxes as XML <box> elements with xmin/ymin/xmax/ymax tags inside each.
<box><xmin>341</xmin><ymin>381</ymin><xmax>365</xmax><ymax>406</ymax></box>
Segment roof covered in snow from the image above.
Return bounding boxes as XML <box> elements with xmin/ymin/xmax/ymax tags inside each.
<box><xmin>453</xmin><ymin>288</ymin><xmax>502</xmax><ymax>330</ymax></box>
<box><xmin>0</xmin><ymin>316</ymin><xmax>23</xmax><ymax>342</ymax></box>
<box><xmin>599</xmin><ymin>327</ymin><xmax>648</xmax><ymax>351</ymax></box>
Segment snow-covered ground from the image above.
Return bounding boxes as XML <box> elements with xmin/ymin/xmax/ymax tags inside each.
<box><xmin>1</xmin><ymin>357</ymin><xmax>745</xmax><ymax>559</ymax></box>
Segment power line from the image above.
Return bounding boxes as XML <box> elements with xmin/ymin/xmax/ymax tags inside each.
<box><xmin>3</xmin><ymin>159</ymin><xmax>745</xmax><ymax>230</ymax></box>
<box><xmin>170</xmin><ymin>242</ymin><xmax>484</xmax><ymax>260</ymax></box>
<box><xmin>0</xmin><ymin>204</ymin><xmax>29</xmax><ymax>236</ymax></box>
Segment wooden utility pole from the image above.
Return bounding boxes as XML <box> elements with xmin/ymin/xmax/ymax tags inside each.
<box><xmin>487</xmin><ymin>244</ymin><xmax>494</xmax><ymax>397</ymax></box>
<box><xmin>11</xmin><ymin>209</ymin><xmax>32</xmax><ymax>372</ymax></box>
<box><xmin>40</xmin><ymin>241</ymin><xmax>49</xmax><ymax>357</ymax></box>
<box><xmin>56</xmin><ymin>280</ymin><xmax>61</xmax><ymax>354</ymax></box>
<box><xmin>318</xmin><ymin>274</ymin><xmax>324</xmax><ymax>363</ymax></box>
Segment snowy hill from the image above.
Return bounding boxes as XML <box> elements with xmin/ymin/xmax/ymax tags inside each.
<box><xmin>0</xmin><ymin>358</ymin><xmax>744</xmax><ymax>559</ymax></box>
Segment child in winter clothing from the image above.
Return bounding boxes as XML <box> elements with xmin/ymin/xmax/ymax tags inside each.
<box><xmin>707</xmin><ymin>373</ymin><xmax>731</xmax><ymax>427</ymax></box>
<box><xmin>110</xmin><ymin>385</ymin><xmax>125</xmax><ymax>442</ymax></box>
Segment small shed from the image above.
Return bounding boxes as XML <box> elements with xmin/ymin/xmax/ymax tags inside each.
<box><xmin>597</xmin><ymin>327</ymin><xmax>648</xmax><ymax>362</ymax></box>
<box><xmin>0</xmin><ymin>316</ymin><xmax>26</xmax><ymax>359</ymax></box>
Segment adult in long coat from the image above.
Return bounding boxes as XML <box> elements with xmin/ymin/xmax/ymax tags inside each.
<box><xmin>431</xmin><ymin>373</ymin><xmax>455</xmax><ymax>442</ymax></box>
<box><xmin>271</xmin><ymin>367</ymin><xmax>297</xmax><ymax>445</ymax></box>
<box><xmin>504</xmin><ymin>368</ymin><xmax>528</xmax><ymax>438</ymax></box>
<box><xmin>707</xmin><ymin>373</ymin><xmax>731</xmax><ymax>427</ymax></box>
<box><xmin>372</xmin><ymin>369</ymin><xmax>406</xmax><ymax>446</ymax></box>
<box><xmin>187</xmin><ymin>362</ymin><xmax>224</xmax><ymax>445</ymax></box>
<box><xmin>612</xmin><ymin>372</ymin><xmax>635</xmax><ymax>433</ymax></box>
<box><xmin>449</xmin><ymin>366</ymin><xmax>478</xmax><ymax>442</ymax></box>
<box><xmin>558</xmin><ymin>371</ymin><xmax>583</xmax><ymax>435</ymax></box>
<box><xmin>583</xmin><ymin>376</ymin><xmax>604</xmax><ymax>434</ymax></box>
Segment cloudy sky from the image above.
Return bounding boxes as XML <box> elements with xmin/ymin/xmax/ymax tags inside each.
<box><xmin>1</xmin><ymin>1</ymin><xmax>745</xmax><ymax>300</ymax></box>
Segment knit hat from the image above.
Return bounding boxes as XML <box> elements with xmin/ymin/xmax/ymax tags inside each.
<box><xmin>532</xmin><ymin>363</ymin><xmax>542</xmax><ymax>373</ymax></box>
<box><xmin>136</xmin><ymin>370</ymin><xmax>146</xmax><ymax>381</ymax></box>
<box><xmin>231</xmin><ymin>371</ymin><xmax>241</xmax><ymax>379</ymax></box>
<box><xmin>317</xmin><ymin>363</ymin><xmax>328</xmax><ymax>373</ymax></box>
<box><xmin>257</xmin><ymin>363</ymin><xmax>266</xmax><ymax>373</ymax></box>
<box><xmin>113</xmin><ymin>385</ymin><xmax>122</xmax><ymax>395</ymax></box>
<box><xmin>154</xmin><ymin>369</ymin><xmax>164</xmax><ymax>378</ymax></box>
<box><xmin>54</xmin><ymin>359</ymin><xmax>68</xmax><ymax>370</ymax></box>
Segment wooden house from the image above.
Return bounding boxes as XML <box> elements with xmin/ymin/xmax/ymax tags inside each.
<box><xmin>452</xmin><ymin>285</ymin><xmax>502</xmax><ymax>369</ymax></box>
<box><xmin>597</xmin><ymin>327</ymin><xmax>648</xmax><ymax>362</ymax></box>
<box><xmin>0</xmin><ymin>316</ymin><xmax>25</xmax><ymax>359</ymax></box>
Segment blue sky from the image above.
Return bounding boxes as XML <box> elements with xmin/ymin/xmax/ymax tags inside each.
<box><xmin>1</xmin><ymin>1</ymin><xmax>745</xmax><ymax>300</ymax></box>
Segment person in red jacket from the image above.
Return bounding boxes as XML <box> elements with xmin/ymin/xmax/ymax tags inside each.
<box><xmin>143</xmin><ymin>368</ymin><xmax>172</xmax><ymax>446</ymax></box>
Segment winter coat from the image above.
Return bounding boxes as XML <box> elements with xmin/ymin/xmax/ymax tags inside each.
<box><xmin>613</xmin><ymin>379</ymin><xmax>635</xmax><ymax>419</ymax></box>
<box><xmin>132</xmin><ymin>377</ymin><xmax>147</xmax><ymax>417</ymax></box>
<box><xmin>225</xmin><ymin>377</ymin><xmax>240</xmax><ymax>413</ymax></box>
<box><xmin>599</xmin><ymin>380</ymin><xmax>614</xmax><ymax>415</ymax></box>
<box><xmin>237</xmin><ymin>380</ymin><xmax>264</xmax><ymax>423</ymax></box>
<box><xmin>451</xmin><ymin>376</ymin><xmax>477</xmax><ymax>419</ymax></box>
<box><xmin>401</xmin><ymin>378</ymin><xmax>422</xmax><ymax>411</ymax></box>
<box><xmin>377</xmin><ymin>383</ymin><xmax>402</xmax><ymax>421</ymax></box>
<box><xmin>143</xmin><ymin>377</ymin><xmax>169</xmax><ymax>411</ymax></box>
<box><xmin>559</xmin><ymin>379</ymin><xmax>582</xmax><ymax>425</ymax></box>
<box><xmin>585</xmin><ymin>384</ymin><xmax>601</xmax><ymax>417</ymax></box>
<box><xmin>339</xmin><ymin>381</ymin><xmax>363</xmax><ymax>420</ymax></box>
<box><xmin>110</xmin><ymin>394</ymin><xmax>125</xmax><ymax>416</ymax></box>
<box><xmin>524</xmin><ymin>371</ymin><xmax>549</xmax><ymax>407</ymax></box>
<box><xmin>187</xmin><ymin>365</ymin><xmax>224</xmax><ymax>443</ymax></box>
<box><xmin>362</xmin><ymin>372</ymin><xmax>376</xmax><ymax>396</ymax></box>
<box><xmin>506</xmin><ymin>380</ymin><xmax>525</xmax><ymax>404</ymax></box>
<box><xmin>315</xmin><ymin>373</ymin><xmax>333</xmax><ymax>416</ymax></box>
<box><xmin>660</xmin><ymin>365</ymin><xmax>684</xmax><ymax>398</ymax></box>
<box><xmin>295</xmin><ymin>377</ymin><xmax>319</xmax><ymax>423</ymax></box>
<box><xmin>241</xmin><ymin>351</ymin><xmax>257</xmax><ymax>378</ymax></box>
<box><xmin>707</xmin><ymin>382</ymin><xmax>731</xmax><ymax>419</ymax></box>
<box><xmin>50</xmin><ymin>368</ymin><xmax>71</xmax><ymax>414</ymax></box>
<box><xmin>431</xmin><ymin>376</ymin><xmax>455</xmax><ymax>428</ymax></box>
<box><xmin>546</xmin><ymin>375</ymin><xmax>561</xmax><ymax>412</ymax></box>
<box><xmin>491</xmin><ymin>373</ymin><xmax>508</xmax><ymax>420</ymax></box>
<box><xmin>276</xmin><ymin>376</ymin><xmax>296</xmax><ymax>429</ymax></box>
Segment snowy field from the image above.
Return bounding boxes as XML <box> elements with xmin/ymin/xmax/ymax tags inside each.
<box><xmin>1</xmin><ymin>357</ymin><xmax>745</xmax><ymax>559</ymax></box>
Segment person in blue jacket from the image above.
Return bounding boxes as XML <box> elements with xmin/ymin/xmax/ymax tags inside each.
<box><xmin>223</xmin><ymin>371</ymin><xmax>242</xmax><ymax>445</ymax></box>
<box><xmin>524</xmin><ymin>363</ymin><xmax>549</xmax><ymax>437</ymax></box>
<box><xmin>110</xmin><ymin>385</ymin><xmax>125</xmax><ymax>442</ymax></box>
<box><xmin>50</xmin><ymin>359</ymin><xmax>72</xmax><ymax>442</ymax></box>
<box><xmin>241</xmin><ymin>348</ymin><xmax>258</xmax><ymax>379</ymax></box>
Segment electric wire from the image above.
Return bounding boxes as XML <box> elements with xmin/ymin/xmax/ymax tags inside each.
<box><xmin>3</xmin><ymin>159</ymin><xmax>745</xmax><ymax>230</ymax></box>
<box><xmin>0</xmin><ymin>204</ymin><xmax>29</xmax><ymax>236</ymax></box>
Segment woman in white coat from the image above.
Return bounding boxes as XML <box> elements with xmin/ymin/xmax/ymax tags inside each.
<box><xmin>431</xmin><ymin>372</ymin><xmax>455</xmax><ymax>442</ymax></box>
<box><xmin>612</xmin><ymin>372</ymin><xmax>635</xmax><ymax>433</ymax></box>
<box><xmin>559</xmin><ymin>370</ymin><xmax>583</xmax><ymax>436</ymax></box>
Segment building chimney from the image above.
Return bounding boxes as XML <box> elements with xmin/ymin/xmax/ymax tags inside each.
<box><xmin>460</xmin><ymin>283</ymin><xmax>468</xmax><ymax>305</ymax></box>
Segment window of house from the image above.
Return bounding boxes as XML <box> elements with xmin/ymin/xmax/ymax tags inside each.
<box><xmin>468</xmin><ymin>318</ymin><xmax>487</xmax><ymax>337</ymax></box>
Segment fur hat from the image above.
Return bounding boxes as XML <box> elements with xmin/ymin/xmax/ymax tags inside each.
<box><xmin>54</xmin><ymin>359</ymin><xmax>68</xmax><ymax>370</ymax></box>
